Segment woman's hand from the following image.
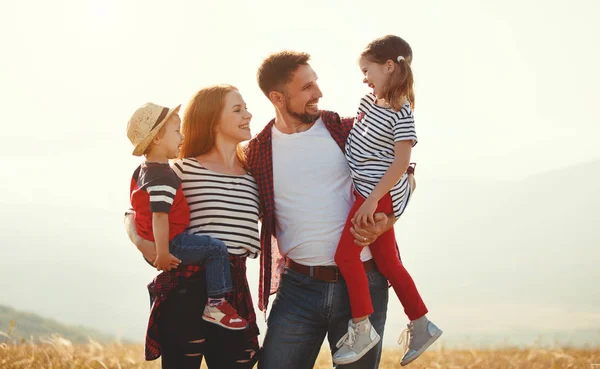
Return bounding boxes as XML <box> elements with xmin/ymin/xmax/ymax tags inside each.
<box><xmin>154</xmin><ymin>251</ymin><xmax>181</xmax><ymax>272</ymax></box>
<box><xmin>351</xmin><ymin>212</ymin><xmax>395</xmax><ymax>247</ymax></box>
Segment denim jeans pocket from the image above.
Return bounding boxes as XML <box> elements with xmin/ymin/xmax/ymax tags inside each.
<box><xmin>367</xmin><ymin>270</ymin><xmax>388</xmax><ymax>291</ymax></box>
<box><xmin>282</xmin><ymin>267</ymin><xmax>311</xmax><ymax>286</ymax></box>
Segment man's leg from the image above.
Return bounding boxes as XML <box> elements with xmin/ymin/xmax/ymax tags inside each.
<box><xmin>328</xmin><ymin>269</ymin><xmax>389</xmax><ymax>369</ymax></box>
<box><xmin>259</xmin><ymin>268</ymin><xmax>328</xmax><ymax>369</ymax></box>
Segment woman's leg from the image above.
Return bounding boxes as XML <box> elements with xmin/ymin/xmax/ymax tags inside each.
<box><xmin>203</xmin><ymin>256</ymin><xmax>260</xmax><ymax>368</ymax></box>
<box><xmin>158</xmin><ymin>272</ymin><xmax>208</xmax><ymax>369</ymax></box>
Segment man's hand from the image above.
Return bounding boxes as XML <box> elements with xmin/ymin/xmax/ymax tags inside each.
<box><xmin>350</xmin><ymin>212</ymin><xmax>395</xmax><ymax>247</ymax></box>
<box><xmin>153</xmin><ymin>251</ymin><xmax>181</xmax><ymax>272</ymax></box>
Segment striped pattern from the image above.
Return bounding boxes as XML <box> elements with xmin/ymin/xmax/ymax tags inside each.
<box><xmin>172</xmin><ymin>158</ymin><xmax>261</xmax><ymax>258</ymax></box>
<box><xmin>345</xmin><ymin>93</ymin><xmax>417</xmax><ymax>218</ymax></box>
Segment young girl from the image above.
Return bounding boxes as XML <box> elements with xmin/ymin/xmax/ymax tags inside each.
<box><xmin>333</xmin><ymin>35</ymin><xmax>442</xmax><ymax>366</ymax></box>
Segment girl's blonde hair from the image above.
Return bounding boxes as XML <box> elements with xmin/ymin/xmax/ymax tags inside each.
<box><xmin>179</xmin><ymin>84</ymin><xmax>247</xmax><ymax>169</ymax></box>
<box><xmin>361</xmin><ymin>35</ymin><xmax>415</xmax><ymax>111</ymax></box>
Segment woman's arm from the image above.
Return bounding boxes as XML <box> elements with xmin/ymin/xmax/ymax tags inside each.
<box><xmin>124</xmin><ymin>213</ymin><xmax>157</xmax><ymax>262</ymax></box>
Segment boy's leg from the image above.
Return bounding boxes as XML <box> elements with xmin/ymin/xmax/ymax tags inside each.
<box><xmin>334</xmin><ymin>196</ymin><xmax>374</xmax><ymax>319</ymax></box>
<box><xmin>170</xmin><ymin>233</ymin><xmax>232</xmax><ymax>296</ymax></box>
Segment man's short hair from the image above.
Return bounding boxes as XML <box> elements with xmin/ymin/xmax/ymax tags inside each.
<box><xmin>257</xmin><ymin>51</ymin><xmax>311</xmax><ymax>97</ymax></box>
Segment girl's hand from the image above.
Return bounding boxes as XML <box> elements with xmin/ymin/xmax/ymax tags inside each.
<box><xmin>352</xmin><ymin>198</ymin><xmax>378</xmax><ymax>228</ymax></box>
<box><xmin>154</xmin><ymin>252</ymin><xmax>181</xmax><ymax>272</ymax></box>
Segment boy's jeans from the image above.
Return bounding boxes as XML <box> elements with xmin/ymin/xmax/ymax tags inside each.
<box><xmin>259</xmin><ymin>266</ymin><xmax>389</xmax><ymax>369</ymax></box>
<box><xmin>170</xmin><ymin>232</ymin><xmax>232</xmax><ymax>297</ymax></box>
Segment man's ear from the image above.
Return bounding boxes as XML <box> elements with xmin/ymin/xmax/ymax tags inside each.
<box><xmin>269</xmin><ymin>91</ymin><xmax>285</xmax><ymax>108</ymax></box>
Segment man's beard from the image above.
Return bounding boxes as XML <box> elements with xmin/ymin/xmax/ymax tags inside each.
<box><xmin>285</xmin><ymin>95</ymin><xmax>320</xmax><ymax>124</ymax></box>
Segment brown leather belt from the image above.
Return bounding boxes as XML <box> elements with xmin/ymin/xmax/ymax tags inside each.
<box><xmin>285</xmin><ymin>258</ymin><xmax>377</xmax><ymax>283</ymax></box>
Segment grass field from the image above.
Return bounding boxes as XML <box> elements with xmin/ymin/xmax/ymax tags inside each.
<box><xmin>1</xmin><ymin>337</ymin><xmax>599</xmax><ymax>369</ymax></box>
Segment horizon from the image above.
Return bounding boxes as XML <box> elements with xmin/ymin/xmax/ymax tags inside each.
<box><xmin>1</xmin><ymin>0</ymin><xmax>599</xmax><ymax>354</ymax></box>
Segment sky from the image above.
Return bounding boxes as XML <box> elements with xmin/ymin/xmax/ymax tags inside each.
<box><xmin>1</xmin><ymin>0</ymin><xmax>599</xmax><ymax>348</ymax></box>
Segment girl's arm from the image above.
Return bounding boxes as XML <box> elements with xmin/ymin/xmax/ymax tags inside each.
<box><xmin>366</xmin><ymin>140</ymin><xmax>412</xmax><ymax>203</ymax></box>
<box><xmin>353</xmin><ymin>140</ymin><xmax>412</xmax><ymax>226</ymax></box>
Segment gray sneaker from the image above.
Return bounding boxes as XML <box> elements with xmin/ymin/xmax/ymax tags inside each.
<box><xmin>332</xmin><ymin>318</ymin><xmax>381</xmax><ymax>365</ymax></box>
<box><xmin>399</xmin><ymin>318</ymin><xmax>443</xmax><ymax>366</ymax></box>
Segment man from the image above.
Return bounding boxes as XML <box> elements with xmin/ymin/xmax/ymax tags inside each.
<box><xmin>247</xmin><ymin>51</ymin><xmax>411</xmax><ymax>369</ymax></box>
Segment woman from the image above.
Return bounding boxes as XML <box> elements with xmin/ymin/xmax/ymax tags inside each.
<box><xmin>125</xmin><ymin>84</ymin><xmax>260</xmax><ymax>369</ymax></box>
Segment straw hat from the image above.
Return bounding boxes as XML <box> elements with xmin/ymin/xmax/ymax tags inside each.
<box><xmin>127</xmin><ymin>102</ymin><xmax>181</xmax><ymax>156</ymax></box>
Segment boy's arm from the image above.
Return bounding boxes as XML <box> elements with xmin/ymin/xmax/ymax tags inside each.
<box><xmin>152</xmin><ymin>212</ymin><xmax>170</xmax><ymax>257</ymax></box>
<box><xmin>152</xmin><ymin>212</ymin><xmax>180</xmax><ymax>271</ymax></box>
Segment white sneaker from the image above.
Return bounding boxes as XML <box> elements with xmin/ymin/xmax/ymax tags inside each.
<box><xmin>332</xmin><ymin>318</ymin><xmax>381</xmax><ymax>365</ymax></box>
<box><xmin>399</xmin><ymin>318</ymin><xmax>443</xmax><ymax>366</ymax></box>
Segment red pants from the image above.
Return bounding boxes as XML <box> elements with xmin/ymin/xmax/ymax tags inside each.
<box><xmin>334</xmin><ymin>192</ymin><xmax>428</xmax><ymax>320</ymax></box>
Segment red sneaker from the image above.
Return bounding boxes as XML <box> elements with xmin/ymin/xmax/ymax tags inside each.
<box><xmin>202</xmin><ymin>301</ymin><xmax>248</xmax><ymax>330</ymax></box>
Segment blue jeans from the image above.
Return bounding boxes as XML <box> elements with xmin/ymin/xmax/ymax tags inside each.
<box><xmin>170</xmin><ymin>232</ymin><xmax>232</xmax><ymax>297</ymax></box>
<box><xmin>259</xmin><ymin>266</ymin><xmax>389</xmax><ymax>369</ymax></box>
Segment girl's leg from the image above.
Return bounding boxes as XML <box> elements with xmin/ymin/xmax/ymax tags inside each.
<box><xmin>334</xmin><ymin>195</ymin><xmax>374</xmax><ymax>319</ymax></box>
<box><xmin>369</xmin><ymin>194</ymin><xmax>428</xmax><ymax>321</ymax></box>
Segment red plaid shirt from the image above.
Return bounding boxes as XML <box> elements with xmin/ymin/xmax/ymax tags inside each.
<box><xmin>245</xmin><ymin>111</ymin><xmax>354</xmax><ymax>313</ymax></box>
<box><xmin>145</xmin><ymin>256</ymin><xmax>259</xmax><ymax>361</ymax></box>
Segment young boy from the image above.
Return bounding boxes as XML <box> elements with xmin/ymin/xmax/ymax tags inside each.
<box><xmin>127</xmin><ymin>102</ymin><xmax>247</xmax><ymax>330</ymax></box>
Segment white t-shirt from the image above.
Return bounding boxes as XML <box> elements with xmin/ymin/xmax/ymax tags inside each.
<box><xmin>272</xmin><ymin>118</ymin><xmax>373</xmax><ymax>266</ymax></box>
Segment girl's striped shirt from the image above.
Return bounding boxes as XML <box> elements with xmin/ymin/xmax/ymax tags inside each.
<box><xmin>345</xmin><ymin>93</ymin><xmax>418</xmax><ymax>218</ymax></box>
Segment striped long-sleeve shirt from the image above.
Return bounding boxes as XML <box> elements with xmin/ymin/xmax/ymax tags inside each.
<box><xmin>172</xmin><ymin>158</ymin><xmax>261</xmax><ymax>258</ymax></box>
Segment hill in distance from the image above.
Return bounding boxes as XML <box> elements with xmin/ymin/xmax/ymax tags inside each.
<box><xmin>0</xmin><ymin>304</ymin><xmax>124</xmax><ymax>344</ymax></box>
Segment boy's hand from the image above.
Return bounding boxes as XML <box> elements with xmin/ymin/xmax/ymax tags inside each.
<box><xmin>352</xmin><ymin>198</ymin><xmax>378</xmax><ymax>228</ymax></box>
<box><xmin>153</xmin><ymin>252</ymin><xmax>181</xmax><ymax>272</ymax></box>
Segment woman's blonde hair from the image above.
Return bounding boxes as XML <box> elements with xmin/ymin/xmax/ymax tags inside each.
<box><xmin>179</xmin><ymin>84</ymin><xmax>247</xmax><ymax>169</ymax></box>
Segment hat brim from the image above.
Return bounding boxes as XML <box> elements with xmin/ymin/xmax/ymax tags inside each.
<box><xmin>132</xmin><ymin>104</ymin><xmax>181</xmax><ymax>156</ymax></box>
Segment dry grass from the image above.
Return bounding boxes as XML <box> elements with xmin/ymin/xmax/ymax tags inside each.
<box><xmin>0</xmin><ymin>337</ymin><xmax>599</xmax><ymax>369</ymax></box>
